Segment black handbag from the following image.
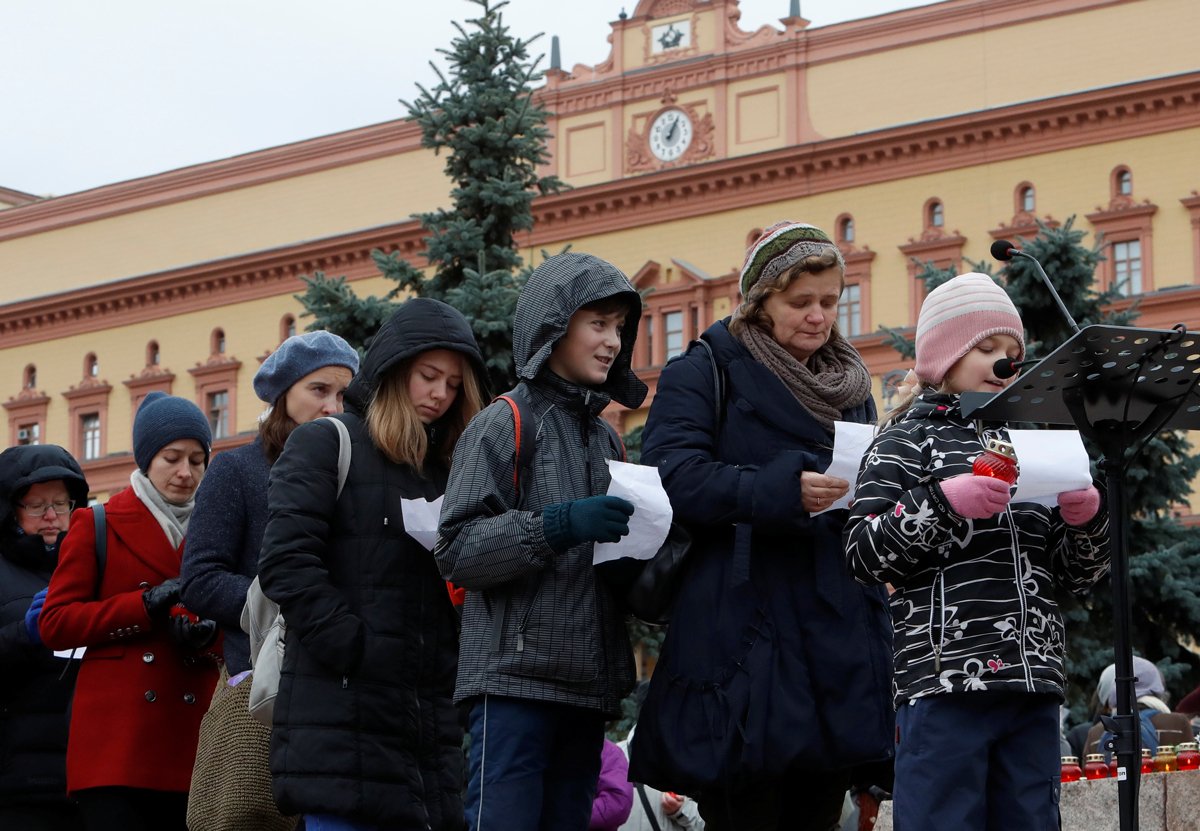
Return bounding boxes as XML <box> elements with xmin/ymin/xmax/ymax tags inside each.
<box><xmin>625</xmin><ymin>522</ymin><xmax>692</xmax><ymax>625</ymax></box>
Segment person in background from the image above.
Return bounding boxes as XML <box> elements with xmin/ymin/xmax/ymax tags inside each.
<box><xmin>618</xmin><ymin>681</ymin><xmax>704</xmax><ymax>831</ymax></box>
<box><xmin>180</xmin><ymin>329</ymin><xmax>358</xmax><ymax>831</ymax></box>
<box><xmin>1083</xmin><ymin>656</ymin><xmax>1193</xmax><ymax>759</ymax></box>
<box><xmin>630</xmin><ymin>222</ymin><xmax>894</xmax><ymax>831</ymax></box>
<box><xmin>437</xmin><ymin>253</ymin><xmax>646</xmax><ymax>831</ymax></box>
<box><xmin>590</xmin><ymin>738</ymin><xmax>634</xmax><ymax>831</ymax></box>
<box><xmin>39</xmin><ymin>392</ymin><xmax>219</xmax><ymax>831</ymax></box>
<box><xmin>259</xmin><ymin>298</ymin><xmax>486</xmax><ymax>831</ymax></box>
<box><xmin>183</xmin><ymin>330</ymin><xmax>358</xmax><ymax>677</ymax></box>
<box><xmin>845</xmin><ymin>273</ymin><xmax>1110</xmax><ymax>831</ymax></box>
<box><xmin>0</xmin><ymin>445</ymin><xmax>89</xmax><ymax>830</ymax></box>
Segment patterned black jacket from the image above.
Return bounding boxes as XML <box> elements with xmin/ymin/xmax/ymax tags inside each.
<box><xmin>436</xmin><ymin>253</ymin><xmax>647</xmax><ymax>716</ymax></box>
<box><xmin>844</xmin><ymin>393</ymin><xmax>1111</xmax><ymax>705</ymax></box>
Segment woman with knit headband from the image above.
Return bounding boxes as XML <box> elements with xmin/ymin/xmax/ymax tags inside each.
<box><xmin>629</xmin><ymin>221</ymin><xmax>894</xmax><ymax>831</ymax></box>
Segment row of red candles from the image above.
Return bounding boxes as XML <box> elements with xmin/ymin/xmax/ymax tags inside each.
<box><xmin>1062</xmin><ymin>743</ymin><xmax>1200</xmax><ymax>781</ymax></box>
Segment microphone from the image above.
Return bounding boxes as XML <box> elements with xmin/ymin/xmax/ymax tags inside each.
<box><xmin>991</xmin><ymin>239</ymin><xmax>1080</xmax><ymax>333</ymax></box>
<box><xmin>993</xmin><ymin>356</ymin><xmax>1037</xmax><ymax>380</ymax></box>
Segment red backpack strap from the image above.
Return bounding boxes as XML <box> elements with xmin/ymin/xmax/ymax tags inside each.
<box><xmin>497</xmin><ymin>394</ymin><xmax>523</xmax><ymax>492</ymax></box>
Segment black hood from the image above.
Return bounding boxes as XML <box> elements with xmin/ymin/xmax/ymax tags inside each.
<box><xmin>513</xmin><ymin>252</ymin><xmax>647</xmax><ymax>409</ymax></box>
<box><xmin>0</xmin><ymin>444</ymin><xmax>89</xmax><ymax>532</ymax></box>
<box><xmin>344</xmin><ymin>297</ymin><xmax>488</xmax><ymax>415</ymax></box>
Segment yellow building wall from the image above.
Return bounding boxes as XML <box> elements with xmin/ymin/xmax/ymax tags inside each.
<box><xmin>727</xmin><ymin>74</ymin><xmax>787</xmax><ymax>156</ymax></box>
<box><xmin>807</xmin><ymin>0</ymin><xmax>1200</xmax><ymax>139</ymax></box>
<box><xmin>0</xmin><ymin>149</ymin><xmax>449</xmax><ymax>305</ymax></box>
<box><xmin>559</xmin><ymin>110</ymin><xmax>615</xmax><ymax>187</ymax></box>
<box><xmin>523</xmin><ymin>123</ymin><xmax>1200</xmax><ymax>336</ymax></box>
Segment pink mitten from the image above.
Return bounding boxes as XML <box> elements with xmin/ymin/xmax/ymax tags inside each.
<box><xmin>1058</xmin><ymin>485</ymin><xmax>1101</xmax><ymax>526</ymax></box>
<box><xmin>938</xmin><ymin>474</ymin><xmax>1012</xmax><ymax>519</ymax></box>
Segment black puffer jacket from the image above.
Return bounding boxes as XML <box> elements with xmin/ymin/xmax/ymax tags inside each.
<box><xmin>0</xmin><ymin>445</ymin><xmax>88</xmax><ymax>807</ymax></box>
<box><xmin>259</xmin><ymin>298</ymin><xmax>486</xmax><ymax>829</ymax></box>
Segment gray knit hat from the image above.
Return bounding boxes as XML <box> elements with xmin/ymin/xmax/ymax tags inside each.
<box><xmin>739</xmin><ymin>221</ymin><xmax>845</xmax><ymax>297</ymax></box>
<box><xmin>132</xmin><ymin>392</ymin><xmax>212</xmax><ymax>472</ymax></box>
<box><xmin>253</xmin><ymin>331</ymin><xmax>360</xmax><ymax>405</ymax></box>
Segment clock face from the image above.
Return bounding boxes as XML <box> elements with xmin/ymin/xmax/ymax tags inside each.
<box><xmin>649</xmin><ymin>109</ymin><xmax>693</xmax><ymax>162</ymax></box>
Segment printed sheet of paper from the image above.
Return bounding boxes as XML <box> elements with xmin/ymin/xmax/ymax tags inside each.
<box><xmin>1009</xmin><ymin>429</ymin><xmax>1092</xmax><ymax>506</ymax></box>
<box><xmin>401</xmin><ymin>495</ymin><xmax>444</xmax><ymax>552</ymax></box>
<box><xmin>812</xmin><ymin>421</ymin><xmax>877</xmax><ymax>516</ymax></box>
<box><xmin>593</xmin><ymin>460</ymin><xmax>673</xmax><ymax>565</ymax></box>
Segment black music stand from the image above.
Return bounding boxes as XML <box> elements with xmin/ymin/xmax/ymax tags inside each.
<box><xmin>961</xmin><ymin>323</ymin><xmax>1200</xmax><ymax>831</ymax></box>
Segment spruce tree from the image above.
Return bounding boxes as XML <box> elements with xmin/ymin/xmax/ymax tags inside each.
<box><xmin>296</xmin><ymin>0</ymin><xmax>565</xmax><ymax>392</ymax></box>
<box><xmin>882</xmin><ymin>218</ymin><xmax>1200</xmax><ymax>719</ymax></box>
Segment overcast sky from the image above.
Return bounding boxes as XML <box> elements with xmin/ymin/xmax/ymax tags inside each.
<box><xmin>1</xmin><ymin>0</ymin><xmax>940</xmax><ymax>197</ymax></box>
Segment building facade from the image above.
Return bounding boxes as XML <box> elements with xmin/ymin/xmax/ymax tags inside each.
<box><xmin>3</xmin><ymin>0</ymin><xmax>1200</xmax><ymax>502</ymax></box>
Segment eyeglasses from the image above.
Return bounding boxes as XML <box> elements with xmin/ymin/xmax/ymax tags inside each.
<box><xmin>17</xmin><ymin>500</ymin><xmax>75</xmax><ymax>516</ymax></box>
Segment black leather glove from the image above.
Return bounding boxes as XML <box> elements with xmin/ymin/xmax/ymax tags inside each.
<box><xmin>542</xmin><ymin>495</ymin><xmax>635</xmax><ymax>552</ymax></box>
<box><xmin>169</xmin><ymin>615</ymin><xmax>219</xmax><ymax>651</ymax></box>
<box><xmin>141</xmin><ymin>578</ymin><xmax>181</xmax><ymax>620</ymax></box>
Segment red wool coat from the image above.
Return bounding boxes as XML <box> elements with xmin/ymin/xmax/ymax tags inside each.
<box><xmin>38</xmin><ymin>486</ymin><xmax>219</xmax><ymax>795</ymax></box>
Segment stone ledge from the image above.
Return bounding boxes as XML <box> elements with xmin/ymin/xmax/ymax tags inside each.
<box><xmin>873</xmin><ymin>771</ymin><xmax>1200</xmax><ymax>830</ymax></box>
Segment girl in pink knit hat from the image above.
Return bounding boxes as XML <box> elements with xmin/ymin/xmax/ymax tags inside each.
<box><xmin>844</xmin><ymin>273</ymin><xmax>1111</xmax><ymax>830</ymax></box>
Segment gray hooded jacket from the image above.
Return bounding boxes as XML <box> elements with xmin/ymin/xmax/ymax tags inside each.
<box><xmin>436</xmin><ymin>253</ymin><xmax>647</xmax><ymax>715</ymax></box>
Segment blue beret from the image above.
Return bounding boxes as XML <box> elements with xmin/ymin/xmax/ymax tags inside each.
<box><xmin>132</xmin><ymin>392</ymin><xmax>212</xmax><ymax>473</ymax></box>
<box><xmin>253</xmin><ymin>331</ymin><xmax>360</xmax><ymax>405</ymax></box>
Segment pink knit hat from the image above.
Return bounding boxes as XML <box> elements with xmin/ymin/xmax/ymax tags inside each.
<box><xmin>914</xmin><ymin>273</ymin><xmax>1025</xmax><ymax>386</ymax></box>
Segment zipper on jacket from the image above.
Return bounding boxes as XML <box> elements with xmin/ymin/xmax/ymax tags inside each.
<box><xmin>342</xmin><ymin>675</ymin><xmax>349</xmax><ymax>689</ymax></box>
<box><xmin>930</xmin><ymin>570</ymin><xmax>944</xmax><ymax>673</ymax></box>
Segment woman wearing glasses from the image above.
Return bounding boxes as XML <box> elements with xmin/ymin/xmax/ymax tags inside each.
<box><xmin>40</xmin><ymin>393</ymin><xmax>220</xmax><ymax>831</ymax></box>
<box><xmin>0</xmin><ymin>444</ymin><xmax>89</xmax><ymax>830</ymax></box>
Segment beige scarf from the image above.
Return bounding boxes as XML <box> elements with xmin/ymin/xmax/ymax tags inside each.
<box><xmin>736</xmin><ymin>324</ymin><xmax>873</xmax><ymax>432</ymax></box>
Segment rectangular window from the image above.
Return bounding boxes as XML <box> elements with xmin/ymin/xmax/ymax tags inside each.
<box><xmin>838</xmin><ymin>283</ymin><xmax>863</xmax><ymax>337</ymax></box>
<box><xmin>664</xmin><ymin>311</ymin><xmax>684</xmax><ymax>360</ymax></box>
<box><xmin>207</xmin><ymin>391</ymin><xmax>230</xmax><ymax>439</ymax></box>
<box><xmin>17</xmin><ymin>423</ymin><xmax>40</xmax><ymax>446</ymax></box>
<box><xmin>1112</xmin><ymin>240</ymin><xmax>1143</xmax><ymax>296</ymax></box>
<box><xmin>81</xmin><ymin>414</ymin><xmax>101</xmax><ymax>461</ymax></box>
<box><xmin>643</xmin><ymin>315</ymin><xmax>654</xmax><ymax>367</ymax></box>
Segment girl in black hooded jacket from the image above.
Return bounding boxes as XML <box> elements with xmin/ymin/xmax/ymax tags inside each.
<box><xmin>258</xmin><ymin>298</ymin><xmax>487</xmax><ymax>831</ymax></box>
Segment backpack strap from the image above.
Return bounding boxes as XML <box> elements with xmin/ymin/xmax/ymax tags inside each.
<box><xmin>92</xmin><ymin>504</ymin><xmax>107</xmax><ymax>596</ymax></box>
<box><xmin>636</xmin><ymin>784</ymin><xmax>663</xmax><ymax>831</ymax></box>
<box><xmin>496</xmin><ymin>386</ymin><xmax>537</xmax><ymax>498</ymax></box>
<box><xmin>319</xmin><ymin>416</ymin><xmax>351</xmax><ymax>498</ymax></box>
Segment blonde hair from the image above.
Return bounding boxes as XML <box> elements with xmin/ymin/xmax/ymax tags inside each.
<box><xmin>366</xmin><ymin>354</ymin><xmax>484</xmax><ymax>471</ymax></box>
<box><xmin>729</xmin><ymin>249</ymin><xmax>845</xmax><ymax>340</ymax></box>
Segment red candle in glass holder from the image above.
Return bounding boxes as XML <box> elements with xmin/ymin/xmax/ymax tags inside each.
<box><xmin>973</xmin><ymin>438</ymin><xmax>1019</xmax><ymax>485</ymax></box>
<box><xmin>1061</xmin><ymin>756</ymin><xmax>1083</xmax><ymax>782</ymax></box>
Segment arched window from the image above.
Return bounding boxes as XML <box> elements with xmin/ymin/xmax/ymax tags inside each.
<box><xmin>837</xmin><ymin>214</ymin><xmax>856</xmax><ymax>244</ymax></box>
<box><xmin>280</xmin><ymin>314</ymin><xmax>297</xmax><ymax>343</ymax></box>
<box><xmin>211</xmin><ymin>328</ymin><xmax>226</xmax><ymax>356</ymax></box>
<box><xmin>84</xmin><ymin>353</ymin><xmax>99</xmax><ymax>379</ymax></box>
<box><xmin>1018</xmin><ymin>184</ymin><xmax>1035</xmax><ymax>213</ymax></box>
<box><xmin>1114</xmin><ymin>166</ymin><xmax>1133</xmax><ymax>197</ymax></box>
<box><xmin>928</xmin><ymin>200</ymin><xmax>944</xmax><ymax>229</ymax></box>
<box><xmin>146</xmin><ymin>340</ymin><xmax>161</xmax><ymax>367</ymax></box>
<box><xmin>23</xmin><ymin>364</ymin><xmax>36</xmax><ymax>389</ymax></box>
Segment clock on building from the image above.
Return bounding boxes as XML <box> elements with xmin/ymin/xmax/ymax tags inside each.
<box><xmin>648</xmin><ymin>108</ymin><xmax>693</xmax><ymax>162</ymax></box>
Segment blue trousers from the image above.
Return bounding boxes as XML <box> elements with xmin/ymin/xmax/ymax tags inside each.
<box><xmin>465</xmin><ymin>695</ymin><xmax>606</xmax><ymax>831</ymax></box>
<box><xmin>893</xmin><ymin>692</ymin><xmax>1061</xmax><ymax>831</ymax></box>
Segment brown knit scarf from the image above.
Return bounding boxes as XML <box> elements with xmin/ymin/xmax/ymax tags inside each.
<box><xmin>736</xmin><ymin>323</ymin><xmax>873</xmax><ymax>432</ymax></box>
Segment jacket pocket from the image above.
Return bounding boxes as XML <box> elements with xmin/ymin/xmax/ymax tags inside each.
<box><xmin>496</xmin><ymin>569</ymin><xmax>598</xmax><ymax>684</ymax></box>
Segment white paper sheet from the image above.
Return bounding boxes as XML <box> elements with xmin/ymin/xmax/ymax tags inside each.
<box><xmin>593</xmin><ymin>460</ymin><xmax>674</xmax><ymax>565</ymax></box>
<box><xmin>812</xmin><ymin>421</ymin><xmax>877</xmax><ymax>516</ymax></box>
<box><xmin>54</xmin><ymin>647</ymin><xmax>84</xmax><ymax>659</ymax></box>
<box><xmin>401</xmin><ymin>495</ymin><xmax>445</xmax><ymax>552</ymax></box>
<box><xmin>1009</xmin><ymin>429</ymin><xmax>1092</xmax><ymax>506</ymax></box>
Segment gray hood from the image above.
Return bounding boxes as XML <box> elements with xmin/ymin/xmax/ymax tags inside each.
<box><xmin>514</xmin><ymin>253</ymin><xmax>647</xmax><ymax>409</ymax></box>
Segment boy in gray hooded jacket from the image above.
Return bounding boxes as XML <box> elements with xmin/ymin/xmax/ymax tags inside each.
<box><xmin>437</xmin><ymin>253</ymin><xmax>648</xmax><ymax>831</ymax></box>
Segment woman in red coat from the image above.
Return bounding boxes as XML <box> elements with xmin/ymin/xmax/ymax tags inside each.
<box><xmin>40</xmin><ymin>392</ymin><xmax>219</xmax><ymax>831</ymax></box>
